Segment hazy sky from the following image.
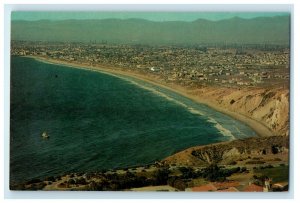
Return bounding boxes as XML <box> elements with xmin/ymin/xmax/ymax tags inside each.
<box><xmin>11</xmin><ymin>11</ymin><xmax>289</xmax><ymax>22</ymax></box>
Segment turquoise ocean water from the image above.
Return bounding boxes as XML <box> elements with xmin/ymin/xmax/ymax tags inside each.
<box><xmin>10</xmin><ymin>56</ymin><xmax>256</xmax><ymax>184</ymax></box>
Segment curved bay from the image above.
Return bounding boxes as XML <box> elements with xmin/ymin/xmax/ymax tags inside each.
<box><xmin>10</xmin><ymin>57</ymin><xmax>256</xmax><ymax>184</ymax></box>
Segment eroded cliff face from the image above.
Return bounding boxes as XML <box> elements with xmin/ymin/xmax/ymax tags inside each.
<box><xmin>162</xmin><ymin>136</ymin><xmax>289</xmax><ymax>167</ymax></box>
<box><xmin>191</xmin><ymin>87</ymin><xmax>289</xmax><ymax>136</ymax></box>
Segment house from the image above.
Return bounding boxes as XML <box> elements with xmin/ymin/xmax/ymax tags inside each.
<box><xmin>187</xmin><ymin>181</ymin><xmax>240</xmax><ymax>192</ymax></box>
<box><xmin>244</xmin><ymin>183</ymin><xmax>263</xmax><ymax>192</ymax></box>
<box><xmin>218</xmin><ymin>187</ymin><xmax>239</xmax><ymax>192</ymax></box>
<box><xmin>150</xmin><ymin>67</ymin><xmax>160</xmax><ymax>72</ymax></box>
<box><xmin>213</xmin><ymin>181</ymin><xmax>240</xmax><ymax>189</ymax></box>
<box><xmin>188</xmin><ymin>183</ymin><xmax>217</xmax><ymax>192</ymax></box>
<box><xmin>130</xmin><ymin>185</ymin><xmax>178</xmax><ymax>192</ymax></box>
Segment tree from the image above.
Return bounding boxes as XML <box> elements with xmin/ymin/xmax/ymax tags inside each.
<box><xmin>67</xmin><ymin>178</ymin><xmax>75</xmax><ymax>185</ymax></box>
<box><xmin>178</xmin><ymin>167</ymin><xmax>196</xmax><ymax>179</ymax></box>
<box><xmin>202</xmin><ymin>164</ymin><xmax>227</xmax><ymax>182</ymax></box>
<box><xmin>154</xmin><ymin>168</ymin><xmax>170</xmax><ymax>185</ymax></box>
<box><xmin>173</xmin><ymin>179</ymin><xmax>186</xmax><ymax>191</ymax></box>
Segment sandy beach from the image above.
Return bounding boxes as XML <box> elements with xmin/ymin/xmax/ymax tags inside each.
<box><xmin>27</xmin><ymin>55</ymin><xmax>274</xmax><ymax>138</ymax></box>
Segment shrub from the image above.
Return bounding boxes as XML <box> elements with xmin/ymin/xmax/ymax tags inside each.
<box><xmin>179</xmin><ymin>167</ymin><xmax>196</xmax><ymax>179</ymax></box>
<box><xmin>67</xmin><ymin>178</ymin><xmax>75</xmax><ymax>185</ymax></box>
<box><xmin>77</xmin><ymin>172</ymin><xmax>84</xmax><ymax>176</ymax></box>
<box><xmin>57</xmin><ymin>182</ymin><xmax>67</xmax><ymax>188</ymax></box>
<box><xmin>85</xmin><ymin>172</ymin><xmax>93</xmax><ymax>180</ymax></box>
<box><xmin>272</xmin><ymin>145</ymin><xmax>280</xmax><ymax>154</ymax></box>
<box><xmin>76</xmin><ymin>177</ymin><xmax>87</xmax><ymax>185</ymax></box>
<box><xmin>167</xmin><ymin>176</ymin><xmax>177</xmax><ymax>187</ymax></box>
<box><xmin>191</xmin><ymin>150</ymin><xmax>197</xmax><ymax>156</ymax></box>
<box><xmin>201</xmin><ymin>164</ymin><xmax>226</xmax><ymax>182</ymax></box>
<box><xmin>26</xmin><ymin>178</ymin><xmax>43</xmax><ymax>185</ymax></box>
<box><xmin>28</xmin><ymin>182</ymin><xmax>46</xmax><ymax>190</ymax></box>
<box><xmin>87</xmin><ymin>181</ymin><xmax>103</xmax><ymax>191</ymax></box>
<box><xmin>45</xmin><ymin>176</ymin><xmax>55</xmax><ymax>182</ymax></box>
<box><xmin>201</xmin><ymin>164</ymin><xmax>244</xmax><ymax>182</ymax></box>
<box><xmin>173</xmin><ymin>179</ymin><xmax>187</xmax><ymax>191</ymax></box>
<box><xmin>229</xmin><ymin>161</ymin><xmax>237</xmax><ymax>165</ymax></box>
<box><xmin>228</xmin><ymin>167</ymin><xmax>240</xmax><ymax>174</ymax></box>
<box><xmin>240</xmin><ymin>167</ymin><xmax>247</xmax><ymax>173</ymax></box>
<box><xmin>153</xmin><ymin>168</ymin><xmax>170</xmax><ymax>185</ymax></box>
<box><xmin>10</xmin><ymin>183</ymin><xmax>26</xmax><ymax>190</ymax></box>
<box><xmin>245</xmin><ymin>160</ymin><xmax>265</xmax><ymax>164</ymax></box>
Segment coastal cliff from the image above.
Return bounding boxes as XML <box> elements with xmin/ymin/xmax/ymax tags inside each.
<box><xmin>29</xmin><ymin>56</ymin><xmax>290</xmax><ymax>137</ymax></box>
<box><xmin>188</xmin><ymin>87</ymin><xmax>289</xmax><ymax>137</ymax></box>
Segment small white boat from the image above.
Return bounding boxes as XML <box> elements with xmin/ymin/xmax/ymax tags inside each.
<box><xmin>42</xmin><ymin>131</ymin><xmax>49</xmax><ymax>139</ymax></box>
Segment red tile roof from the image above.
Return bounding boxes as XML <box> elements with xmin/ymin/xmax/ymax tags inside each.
<box><xmin>191</xmin><ymin>184</ymin><xmax>217</xmax><ymax>192</ymax></box>
<box><xmin>213</xmin><ymin>181</ymin><xmax>240</xmax><ymax>189</ymax></box>
<box><xmin>244</xmin><ymin>184</ymin><xmax>263</xmax><ymax>192</ymax></box>
<box><xmin>218</xmin><ymin>187</ymin><xmax>239</xmax><ymax>192</ymax></box>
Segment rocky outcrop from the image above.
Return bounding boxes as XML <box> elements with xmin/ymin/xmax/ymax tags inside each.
<box><xmin>190</xmin><ymin>87</ymin><xmax>289</xmax><ymax>136</ymax></box>
<box><xmin>163</xmin><ymin>136</ymin><xmax>289</xmax><ymax>167</ymax></box>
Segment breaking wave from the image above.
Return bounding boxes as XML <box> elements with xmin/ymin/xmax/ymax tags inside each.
<box><xmin>122</xmin><ymin>77</ymin><xmax>237</xmax><ymax>140</ymax></box>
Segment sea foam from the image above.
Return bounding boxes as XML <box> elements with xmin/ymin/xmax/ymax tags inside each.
<box><xmin>122</xmin><ymin>77</ymin><xmax>236</xmax><ymax>140</ymax></box>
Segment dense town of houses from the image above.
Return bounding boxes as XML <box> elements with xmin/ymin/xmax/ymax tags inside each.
<box><xmin>11</xmin><ymin>41</ymin><xmax>290</xmax><ymax>89</ymax></box>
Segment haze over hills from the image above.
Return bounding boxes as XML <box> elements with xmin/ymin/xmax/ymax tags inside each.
<box><xmin>11</xmin><ymin>16</ymin><xmax>290</xmax><ymax>45</ymax></box>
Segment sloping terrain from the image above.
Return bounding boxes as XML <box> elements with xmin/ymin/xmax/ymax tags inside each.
<box><xmin>163</xmin><ymin>136</ymin><xmax>289</xmax><ymax>167</ymax></box>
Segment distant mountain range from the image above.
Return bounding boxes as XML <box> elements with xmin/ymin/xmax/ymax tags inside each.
<box><xmin>11</xmin><ymin>16</ymin><xmax>290</xmax><ymax>45</ymax></box>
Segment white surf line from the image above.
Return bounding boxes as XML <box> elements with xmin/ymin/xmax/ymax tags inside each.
<box><xmin>233</xmin><ymin>125</ymin><xmax>252</xmax><ymax>138</ymax></box>
<box><xmin>123</xmin><ymin>79</ymin><xmax>236</xmax><ymax>140</ymax></box>
<box><xmin>123</xmin><ymin>78</ymin><xmax>205</xmax><ymax>116</ymax></box>
<box><xmin>207</xmin><ymin>117</ymin><xmax>236</xmax><ymax>140</ymax></box>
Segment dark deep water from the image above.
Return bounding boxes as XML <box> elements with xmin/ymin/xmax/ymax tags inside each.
<box><xmin>10</xmin><ymin>56</ymin><xmax>256</xmax><ymax>184</ymax></box>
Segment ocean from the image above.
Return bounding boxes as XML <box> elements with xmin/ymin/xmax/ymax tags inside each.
<box><xmin>10</xmin><ymin>56</ymin><xmax>256</xmax><ymax>184</ymax></box>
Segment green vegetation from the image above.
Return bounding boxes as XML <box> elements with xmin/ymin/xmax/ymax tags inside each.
<box><xmin>245</xmin><ymin>160</ymin><xmax>266</xmax><ymax>164</ymax></box>
<box><xmin>254</xmin><ymin>165</ymin><xmax>289</xmax><ymax>183</ymax></box>
<box><xmin>11</xmin><ymin>164</ymin><xmax>251</xmax><ymax>191</ymax></box>
<box><xmin>201</xmin><ymin>164</ymin><xmax>247</xmax><ymax>182</ymax></box>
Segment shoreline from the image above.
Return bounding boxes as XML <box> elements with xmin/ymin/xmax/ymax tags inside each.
<box><xmin>25</xmin><ymin>55</ymin><xmax>274</xmax><ymax>137</ymax></box>
<box><xmin>11</xmin><ymin>135</ymin><xmax>289</xmax><ymax>191</ymax></box>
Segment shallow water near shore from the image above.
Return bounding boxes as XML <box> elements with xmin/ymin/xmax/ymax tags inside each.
<box><xmin>10</xmin><ymin>56</ymin><xmax>256</xmax><ymax>184</ymax></box>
